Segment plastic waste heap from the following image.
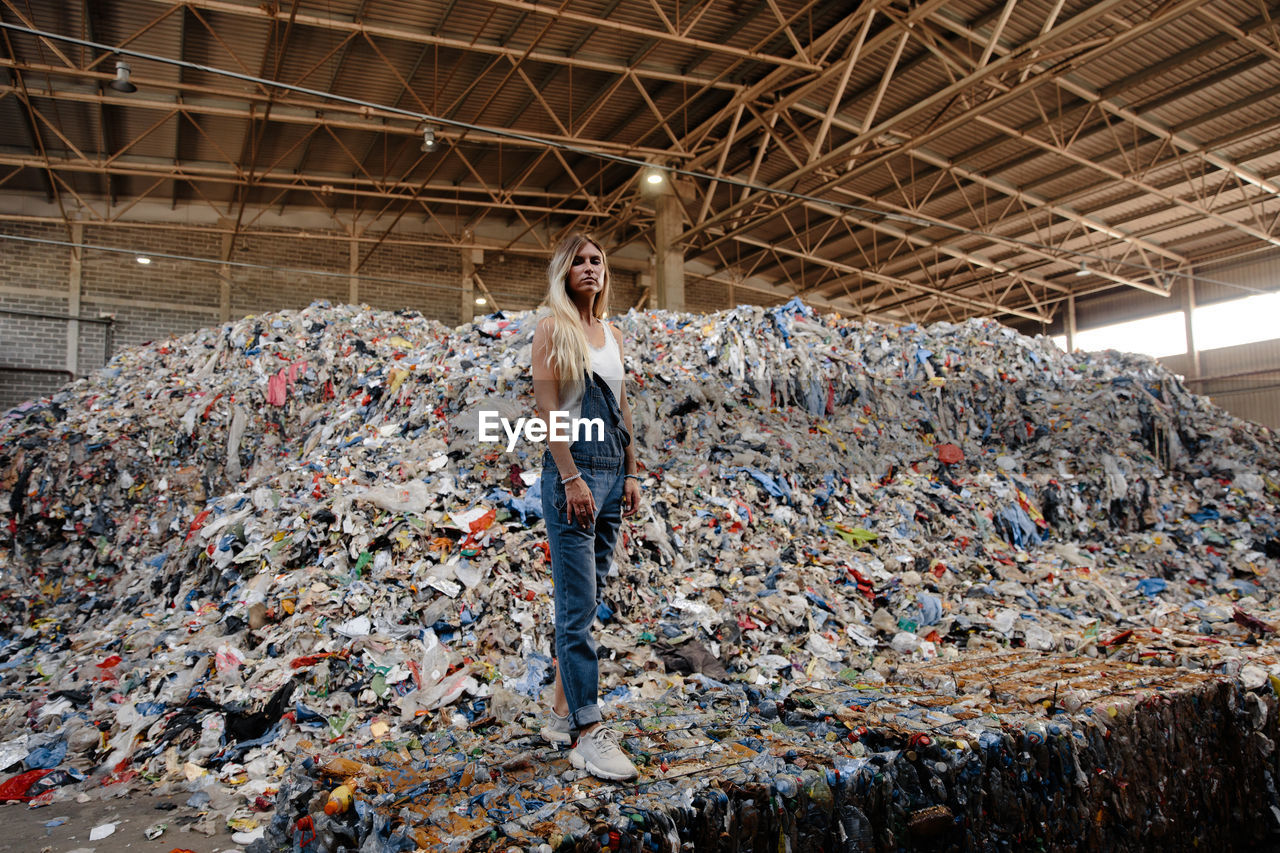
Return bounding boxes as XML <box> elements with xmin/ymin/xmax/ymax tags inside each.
<box><xmin>1</xmin><ymin>298</ymin><xmax>1279</xmax><ymax>850</ymax></box>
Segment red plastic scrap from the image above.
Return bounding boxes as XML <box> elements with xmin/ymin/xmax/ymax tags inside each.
<box><xmin>1233</xmin><ymin>606</ymin><xmax>1276</xmax><ymax>635</ymax></box>
<box><xmin>476</xmin><ymin>506</ymin><xmax>501</xmax><ymax>532</ymax></box>
<box><xmin>201</xmin><ymin>392</ymin><xmax>224</xmax><ymax>420</ymax></box>
<box><xmin>1100</xmin><ymin>630</ymin><xmax>1133</xmax><ymax>647</ymax></box>
<box><xmin>294</xmin><ymin>809</ymin><xmax>314</xmax><ymax>845</ymax></box>
<box><xmin>185</xmin><ymin>509</ymin><xmax>212</xmax><ymax>542</ymax></box>
<box><xmin>0</xmin><ymin>769</ymin><xmax>54</xmax><ymax>802</ymax></box>
<box><xmin>936</xmin><ymin>443</ymin><xmax>964</xmax><ymax>465</ymax></box>
<box><xmin>290</xmin><ymin>650</ymin><xmax>348</xmax><ymax>669</ymax></box>
<box><xmin>846</xmin><ymin>566</ymin><xmax>876</xmax><ymax>600</ymax></box>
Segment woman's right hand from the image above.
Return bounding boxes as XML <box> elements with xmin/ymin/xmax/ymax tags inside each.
<box><xmin>564</xmin><ymin>477</ymin><xmax>596</xmax><ymax>528</ymax></box>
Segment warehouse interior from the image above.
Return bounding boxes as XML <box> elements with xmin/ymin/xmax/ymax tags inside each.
<box><xmin>3</xmin><ymin>2</ymin><xmax>1280</xmax><ymax>850</ymax></box>
<box><xmin>2</xmin><ymin>0</ymin><xmax>1279</xmax><ymax>421</ymax></box>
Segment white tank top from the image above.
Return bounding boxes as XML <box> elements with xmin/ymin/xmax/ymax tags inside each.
<box><xmin>560</xmin><ymin>325</ymin><xmax>624</xmax><ymax>418</ymax></box>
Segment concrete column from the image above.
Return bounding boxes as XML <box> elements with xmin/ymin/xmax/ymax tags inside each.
<box><xmin>1183</xmin><ymin>272</ymin><xmax>1200</xmax><ymax>379</ymax></box>
<box><xmin>461</xmin><ymin>248</ymin><xmax>483</xmax><ymax>323</ymax></box>
<box><xmin>66</xmin><ymin>222</ymin><xmax>82</xmax><ymax>375</ymax></box>
<box><xmin>637</xmin><ymin>272</ymin><xmax>653</xmax><ymax>310</ymax></box>
<box><xmin>654</xmin><ymin>192</ymin><xmax>684</xmax><ymax>311</ymax></box>
<box><xmin>349</xmin><ymin>232</ymin><xmax>360</xmax><ymax>305</ymax></box>
<box><xmin>1065</xmin><ymin>293</ymin><xmax>1076</xmax><ymax>353</ymax></box>
<box><xmin>219</xmin><ymin>220</ymin><xmax>232</xmax><ymax>322</ymax></box>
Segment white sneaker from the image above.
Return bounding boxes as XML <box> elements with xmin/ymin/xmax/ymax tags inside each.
<box><xmin>541</xmin><ymin>708</ymin><xmax>572</xmax><ymax>746</ymax></box>
<box><xmin>569</xmin><ymin>725</ymin><xmax>638</xmax><ymax>781</ymax></box>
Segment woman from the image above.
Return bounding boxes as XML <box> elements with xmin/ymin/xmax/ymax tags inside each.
<box><xmin>532</xmin><ymin>233</ymin><xmax>641</xmax><ymax>781</ymax></box>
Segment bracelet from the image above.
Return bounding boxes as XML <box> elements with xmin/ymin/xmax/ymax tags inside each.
<box><xmin>624</xmin><ymin>474</ymin><xmax>641</xmax><ymax>481</ymax></box>
<box><xmin>561</xmin><ymin>472</ymin><xmax>582</xmax><ymax>485</ymax></box>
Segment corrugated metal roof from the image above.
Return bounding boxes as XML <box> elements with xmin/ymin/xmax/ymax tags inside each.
<box><xmin>6</xmin><ymin>0</ymin><xmax>1280</xmax><ymax>323</ymax></box>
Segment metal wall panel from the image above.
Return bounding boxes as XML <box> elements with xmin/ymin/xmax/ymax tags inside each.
<box><xmin>1162</xmin><ymin>338</ymin><xmax>1280</xmax><ymax>430</ymax></box>
<box><xmin>1195</xmin><ymin>250</ymin><xmax>1280</xmax><ymax>305</ymax></box>
<box><xmin>1072</xmin><ymin>285</ymin><xmax>1183</xmax><ymax>332</ymax></box>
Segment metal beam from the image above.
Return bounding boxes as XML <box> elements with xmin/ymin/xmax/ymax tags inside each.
<box><xmin>817</xmin><ymin>187</ymin><xmax>1165</xmax><ymax>295</ymax></box>
<box><xmin>0</xmin><ymin>69</ymin><xmax>686</xmax><ymax>161</ymax></box>
<box><xmin>975</xmin><ymin>113</ymin><xmax>1280</xmax><ymax>250</ymax></box>
<box><xmin>227</xmin><ymin>0</ymin><xmax>300</xmax><ymax>258</ymax></box>
<box><xmin>170</xmin><ymin>3</ymin><xmax>188</xmax><ymax>209</ymax></box>
<box><xmin>806</xmin><ymin>13</ymin><xmax>873</xmax><ymax>165</ymax></box>
<box><xmin>82</xmin><ymin>0</ymin><xmax>117</xmax><ymax>206</ymax></box>
<box><xmin>676</xmin><ymin>0</ymin><xmax>1240</xmax><ymax>317</ymax></box>
<box><xmin>732</xmin><ymin>234</ymin><xmax>1047</xmax><ymax>322</ymax></box>
<box><xmin>680</xmin><ymin>0</ymin><xmax>938</xmax><ymax>173</ymax></box>
<box><xmin>683</xmin><ymin>0</ymin><xmax>1161</xmax><ymax>248</ymax></box>
<box><xmin>921</xmin><ymin>4</ymin><xmax>1280</xmax><ymax>207</ymax></box>
<box><xmin>522</xmin><ymin>0</ymin><xmax>822</xmax><ymax>245</ymax></box>
<box><xmin>926</xmin><ymin>7</ymin><xmax>1280</xmax><ymax>200</ymax></box>
<box><xmin>0</xmin><ymin>211</ymin><xmax>564</xmax><ymax>258</ymax></box>
<box><xmin>809</xmin><ymin>69</ymin><xmax>1280</xmax><ymax>295</ymax></box>
<box><xmin>784</xmin><ymin>110</ymin><xmax>1188</xmax><ymax>265</ymax></box>
<box><xmin>130</xmin><ymin>0</ymin><xmax>746</xmax><ymax>92</ymax></box>
<box><xmin>1</xmin><ymin>28</ymin><xmax>72</xmax><ymax>236</ymax></box>
<box><xmin>283</xmin><ymin>3</ymin><xmax>369</xmax><ymax>198</ymax></box>
<box><xmin>441</xmin><ymin>0</ymin><xmax>626</xmax><ymax>219</ymax></box>
<box><xmin>1194</xmin><ymin>5</ymin><xmax>1280</xmax><ymax>66</ymax></box>
<box><xmin>476</xmin><ymin>0</ymin><xmax>819</xmax><ymax>71</ymax></box>
<box><xmin>0</xmin><ymin>153</ymin><xmax>608</xmax><ymax>217</ymax></box>
<box><xmin>0</xmin><ymin>15</ymin><xmax>53</xmax><ymax>203</ymax></box>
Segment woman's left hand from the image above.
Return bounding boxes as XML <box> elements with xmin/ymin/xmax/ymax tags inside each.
<box><xmin>622</xmin><ymin>477</ymin><xmax>641</xmax><ymax>517</ymax></box>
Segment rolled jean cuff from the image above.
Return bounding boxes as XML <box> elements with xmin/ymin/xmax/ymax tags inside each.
<box><xmin>570</xmin><ymin>703</ymin><xmax>602</xmax><ymax>729</ymax></box>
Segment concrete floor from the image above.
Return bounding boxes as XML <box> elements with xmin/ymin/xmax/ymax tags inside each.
<box><xmin>0</xmin><ymin>793</ymin><xmax>242</xmax><ymax>853</ymax></box>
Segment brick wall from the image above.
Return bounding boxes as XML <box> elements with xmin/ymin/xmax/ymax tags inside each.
<box><xmin>1</xmin><ymin>221</ymin><xmax>734</xmax><ymax>412</ymax></box>
<box><xmin>358</xmin><ymin>236</ymin><xmax>462</xmax><ymax>319</ymax></box>
<box><xmin>687</xmin><ymin>277</ymin><xmax>730</xmax><ymax>314</ymax></box>
<box><xmin>231</xmin><ymin>233</ymin><xmax>348</xmax><ymax>316</ymax></box>
<box><xmin>0</xmin><ymin>222</ymin><xmax>72</xmax><ymax>410</ymax></box>
<box><xmin>478</xmin><ymin>254</ymin><xmax>548</xmax><ymax>313</ymax></box>
<box><xmin>453</xmin><ymin>251</ymin><xmax>641</xmax><ymax>319</ymax></box>
<box><xmin>80</xmin><ymin>224</ymin><xmax>222</xmax><ymax>357</ymax></box>
<box><xmin>0</xmin><ymin>222</ymin><xmax>544</xmax><ymax>411</ymax></box>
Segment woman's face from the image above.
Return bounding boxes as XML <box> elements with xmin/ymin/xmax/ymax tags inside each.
<box><xmin>565</xmin><ymin>241</ymin><xmax>605</xmax><ymax>304</ymax></box>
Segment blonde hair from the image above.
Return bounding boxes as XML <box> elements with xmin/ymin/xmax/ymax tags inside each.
<box><xmin>542</xmin><ymin>233</ymin><xmax>611</xmax><ymax>392</ymax></box>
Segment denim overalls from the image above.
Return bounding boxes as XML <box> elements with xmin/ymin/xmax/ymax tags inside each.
<box><xmin>540</xmin><ymin>370</ymin><xmax>631</xmax><ymax>730</ymax></box>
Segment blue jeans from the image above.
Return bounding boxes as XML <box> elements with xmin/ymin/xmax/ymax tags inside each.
<box><xmin>541</xmin><ymin>370</ymin><xmax>630</xmax><ymax>729</ymax></box>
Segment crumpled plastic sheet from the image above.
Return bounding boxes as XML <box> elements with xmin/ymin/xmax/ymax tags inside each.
<box><xmin>0</xmin><ymin>298</ymin><xmax>1279</xmax><ymax>846</ymax></box>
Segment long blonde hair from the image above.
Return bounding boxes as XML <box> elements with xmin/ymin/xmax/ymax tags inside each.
<box><xmin>543</xmin><ymin>233</ymin><xmax>611</xmax><ymax>391</ymax></box>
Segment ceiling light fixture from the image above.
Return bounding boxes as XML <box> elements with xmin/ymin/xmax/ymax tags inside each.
<box><xmin>109</xmin><ymin>60</ymin><xmax>137</xmax><ymax>93</ymax></box>
<box><xmin>474</xmin><ymin>296</ymin><xmax>487</xmax><ymax>306</ymax></box>
<box><xmin>645</xmin><ymin>170</ymin><xmax>664</xmax><ymax>185</ymax></box>
<box><xmin>136</xmin><ymin>256</ymin><xmax>151</xmax><ymax>265</ymax></box>
<box><xmin>1075</xmin><ymin>263</ymin><xmax>1089</xmax><ymax>277</ymax></box>
<box><xmin>421</xmin><ymin>127</ymin><xmax>437</xmax><ymax>153</ymax></box>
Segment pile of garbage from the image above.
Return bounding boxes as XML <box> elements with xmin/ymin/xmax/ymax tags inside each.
<box><xmin>1</xmin><ymin>298</ymin><xmax>1279</xmax><ymax>849</ymax></box>
<box><xmin>254</xmin><ymin>648</ymin><xmax>1278</xmax><ymax>851</ymax></box>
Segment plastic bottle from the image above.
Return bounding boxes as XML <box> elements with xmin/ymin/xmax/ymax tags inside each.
<box><xmin>324</xmin><ymin>784</ymin><xmax>353</xmax><ymax>815</ymax></box>
<box><xmin>837</xmin><ymin>801</ymin><xmax>875</xmax><ymax>851</ymax></box>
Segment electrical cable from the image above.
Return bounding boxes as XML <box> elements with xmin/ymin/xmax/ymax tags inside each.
<box><xmin>1</xmin><ymin>20</ymin><xmax>1277</xmax><ymax>299</ymax></box>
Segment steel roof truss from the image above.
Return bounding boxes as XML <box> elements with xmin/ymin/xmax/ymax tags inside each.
<box><xmin>134</xmin><ymin>0</ymin><xmax>746</xmax><ymax>92</ymax></box>
<box><xmin>686</xmin><ymin>0</ymin><xmax>1173</xmax><ymax>251</ymax></box>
